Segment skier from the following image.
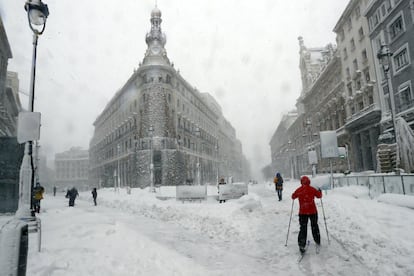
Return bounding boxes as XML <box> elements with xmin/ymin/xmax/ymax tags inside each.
<box><xmin>65</xmin><ymin>187</ymin><xmax>79</xmax><ymax>207</ymax></box>
<box><xmin>291</xmin><ymin>175</ymin><xmax>322</xmax><ymax>253</ymax></box>
<box><xmin>91</xmin><ymin>187</ymin><xmax>98</xmax><ymax>206</ymax></box>
<box><xmin>53</xmin><ymin>186</ymin><xmax>57</xmax><ymax>196</ymax></box>
<box><xmin>273</xmin><ymin>172</ymin><xmax>284</xmax><ymax>201</ymax></box>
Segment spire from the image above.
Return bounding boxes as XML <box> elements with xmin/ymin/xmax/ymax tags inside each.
<box><xmin>142</xmin><ymin>6</ymin><xmax>170</xmax><ymax>65</ymax></box>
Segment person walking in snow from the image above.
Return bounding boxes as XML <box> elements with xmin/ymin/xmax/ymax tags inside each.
<box><xmin>291</xmin><ymin>175</ymin><xmax>322</xmax><ymax>253</ymax></box>
<box><xmin>33</xmin><ymin>183</ymin><xmax>45</xmax><ymax>213</ymax></box>
<box><xmin>91</xmin><ymin>188</ymin><xmax>97</xmax><ymax>206</ymax></box>
<box><xmin>273</xmin><ymin>172</ymin><xmax>284</xmax><ymax>201</ymax></box>
<box><xmin>65</xmin><ymin>187</ymin><xmax>79</xmax><ymax>207</ymax></box>
<box><xmin>218</xmin><ymin>177</ymin><xmax>227</xmax><ymax>203</ymax></box>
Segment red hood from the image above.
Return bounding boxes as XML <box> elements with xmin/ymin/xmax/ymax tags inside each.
<box><xmin>300</xmin><ymin>176</ymin><xmax>310</xmax><ymax>186</ymax></box>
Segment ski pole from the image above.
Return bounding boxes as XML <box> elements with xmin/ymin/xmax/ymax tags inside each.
<box><xmin>320</xmin><ymin>198</ymin><xmax>330</xmax><ymax>245</ymax></box>
<box><xmin>285</xmin><ymin>199</ymin><xmax>294</xmax><ymax>246</ymax></box>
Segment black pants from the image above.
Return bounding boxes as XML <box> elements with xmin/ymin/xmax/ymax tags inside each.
<box><xmin>276</xmin><ymin>189</ymin><xmax>282</xmax><ymax>201</ymax></box>
<box><xmin>93</xmin><ymin>197</ymin><xmax>97</xmax><ymax>206</ymax></box>
<box><xmin>298</xmin><ymin>214</ymin><xmax>320</xmax><ymax>248</ymax></box>
<box><xmin>69</xmin><ymin>198</ymin><xmax>76</xmax><ymax>207</ymax></box>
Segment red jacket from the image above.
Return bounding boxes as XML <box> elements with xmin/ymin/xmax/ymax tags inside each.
<box><xmin>291</xmin><ymin>176</ymin><xmax>322</xmax><ymax>215</ymax></box>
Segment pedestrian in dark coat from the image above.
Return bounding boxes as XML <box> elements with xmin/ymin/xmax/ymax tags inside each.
<box><xmin>218</xmin><ymin>178</ymin><xmax>227</xmax><ymax>203</ymax></box>
<box><xmin>291</xmin><ymin>176</ymin><xmax>322</xmax><ymax>253</ymax></box>
<box><xmin>273</xmin><ymin>172</ymin><xmax>284</xmax><ymax>201</ymax></box>
<box><xmin>92</xmin><ymin>188</ymin><xmax>97</xmax><ymax>206</ymax></box>
<box><xmin>65</xmin><ymin>187</ymin><xmax>79</xmax><ymax>207</ymax></box>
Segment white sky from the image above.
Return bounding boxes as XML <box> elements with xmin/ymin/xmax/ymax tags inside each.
<box><xmin>1</xmin><ymin>0</ymin><xmax>349</xmax><ymax>178</ymax></box>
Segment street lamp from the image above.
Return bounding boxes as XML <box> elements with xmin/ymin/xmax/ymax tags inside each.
<box><xmin>194</xmin><ymin>127</ymin><xmax>201</xmax><ymax>185</ymax></box>
<box><xmin>117</xmin><ymin>143</ymin><xmax>121</xmax><ymax>192</ymax></box>
<box><xmin>148</xmin><ymin>125</ymin><xmax>155</xmax><ymax>192</ymax></box>
<box><xmin>215</xmin><ymin>143</ymin><xmax>219</xmax><ymax>185</ymax></box>
<box><xmin>287</xmin><ymin>140</ymin><xmax>295</xmax><ymax>179</ymax></box>
<box><xmin>377</xmin><ymin>44</ymin><xmax>400</xmax><ymax>171</ymax></box>
<box><xmin>16</xmin><ymin>0</ymin><xmax>49</xmax><ymax>219</ymax></box>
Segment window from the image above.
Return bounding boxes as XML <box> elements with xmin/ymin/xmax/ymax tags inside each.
<box><xmin>358</xmin><ymin>27</ymin><xmax>364</xmax><ymax>40</ymax></box>
<box><xmin>388</xmin><ymin>14</ymin><xmax>404</xmax><ymax>41</ymax></box>
<box><xmin>362</xmin><ymin>49</ymin><xmax>368</xmax><ymax>63</ymax></box>
<box><xmin>350</xmin><ymin>38</ymin><xmax>356</xmax><ymax>51</ymax></box>
<box><xmin>347</xmin><ymin>83</ymin><xmax>353</xmax><ymax>96</ymax></box>
<box><xmin>396</xmin><ymin>82</ymin><xmax>413</xmax><ymax>113</ymax></box>
<box><xmin>385</xmin><ymin>0</ymin><xmax>392</xmax><ymax>12</ymax></box>
<box><xmin>364</xmin><ymin>69</ymin><xmax>371</xmax><ymax>82</ymax></box>
<box><xmin>368</xmin><ymin>94</ymin><xmax>374</xmax><ymax>105</ymax></box>
<box><xmin>356</xmin><ymin>79</ymin><xmax>362</xmax><ymax>90</ymax></box>
<box><xmin>358</xmin><ymin>100</ymin><xmax>364</xmax><ymax>111</ymax></box>
<box><xmin>355</xmin><ymin>6</ymin><xmax>361</xmax><ymax>19</ymax></box>
<box><xmin>393</xmin><ymin>45</ymin><xmax>410</xmax><ymax>73</ymax></box>
<box><xmin>353</xmin><ymin>59</ymin><xmax>358</xmax><ymax>71</ymax></box>
<box><xmin>347</xmin><ymin>17</ymin><xmax>352</xmax><ymax>30</ymax></box>
<box><xmin>369</xmin><ymin>9</ymin><xmax>381</xmax><ymax>31</ymax></box>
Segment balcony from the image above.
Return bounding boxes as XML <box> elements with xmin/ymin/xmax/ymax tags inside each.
<box><xmin>345</xmin><ymin>104</ymin><xmax>381</xmax><ymax>130</ymax></box>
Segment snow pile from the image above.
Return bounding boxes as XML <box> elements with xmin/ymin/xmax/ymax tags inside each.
<box><xmin>377</xmin><ymin>193</ymin><xmax>414</xmax><ymax>209</ymax></box>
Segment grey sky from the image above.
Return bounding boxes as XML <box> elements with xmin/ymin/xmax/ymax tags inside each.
<box><xmin>1</xmin><ymin>0</ymin><xmax>348</xmax><ymax>179</ymax></box>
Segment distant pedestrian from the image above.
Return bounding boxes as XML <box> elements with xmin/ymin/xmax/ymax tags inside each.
<box><xmin>33</xmin><ymin>183</ymin><xmax>45</xmax><ymax>213</ymax></box>
<box><xmin>91</xmin><ymin>188</ymin><xmax>97</xmax><ymax>206</ymax></box>
<box><xmin>53</xmin><ymin>186</ymin><xmax>57</xmax><ymax>196</ymax></box>
<box><xmin>65</xmin><ymin>187</ymin><xmax>79</xmax><ymax>207</ymax></box>
<box><xmin>218</xmin><ymin>177</ymin><xmax>226</xmax><ymax>203</ymax></box>
<box><xmin>291</xmin><ymin>176</ymin><xmax>322</xmax><ymax>253</ymax></box>
<box><xmin>273</xmin><ymin>172</ymin><xmax>284</xmax><ymax>201</ymax></box>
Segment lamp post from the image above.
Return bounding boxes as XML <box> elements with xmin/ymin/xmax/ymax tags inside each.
<box><xmin>215</xmin><ymin>143</ymin><xmax>219</xmax><ymax>185</ymax></box>
<box><xmin>287</xmin><ymin>140</ymin><xmax>295</xmax><ymax>179</ymax></box>
<box><xmin>117</xmin><ymin>143</ymin><xmax>121</xmax><ymax>192</ymax></box>
<box><xmin>194</xmin><ymin>127</ymin><xmax>201</xmax><ymax>186</ymax></box>
<box><xmin>148</xmin><ymin>125</ymin><xmax>155</xmax><ymax>192</ymax></box>
<box><xmin>377</xmin><ymin>44</ymin><xmax>400</xmax><ymax>171</ymax></box>
<box><xmin>16</xmin><ymin>0</ymin><xmax>49</xmax><ymax>219</ymax></box>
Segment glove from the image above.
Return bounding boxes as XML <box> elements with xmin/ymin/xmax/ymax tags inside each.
<box><xmin>317</xmin><ymin>187</ymin><xmax>322</xmax><ymax>192</ymax></box>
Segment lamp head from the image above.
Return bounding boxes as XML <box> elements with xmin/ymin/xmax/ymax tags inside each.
<box><xmin>25</xmin><ymin>0</ymin><xmax>49</xmax><ymax>34</ymax></box>
<box><xmin>376</xmin><ymin>44</ymin><xmax>393</xmax><ymax>73</ymax></box>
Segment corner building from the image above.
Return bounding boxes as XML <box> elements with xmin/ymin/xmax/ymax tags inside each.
<box><xmin>89</xmin><ymin>7</ymin><xmax>248</xmax><ymax>188</ymax></box>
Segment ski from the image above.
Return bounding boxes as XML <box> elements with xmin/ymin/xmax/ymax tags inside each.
<box><xmin>297</xmin><ymin>240</ymin><xmax>310</xmax><ymax>263</ymax></box>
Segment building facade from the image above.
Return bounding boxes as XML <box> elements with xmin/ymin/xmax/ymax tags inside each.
<box><xmin>366</xmin><ymin>0</ymin><xmax>414</xmax><ymax>172</ymax></box>
<box><xmin>270</xmin><ymin>38</ymin><xmax>349</xmax><ymax>179</ymax></box>
<box><xmin>269</xmin><ymin>111</ymin><xmax>298</xmax><ymax>179</ymax></box>
<box><xmin>268</xmin><ymin>0</ymin><xmax>414</xmax><ymax>178</ymax></box>
<box><xmin>55</xmin><ymin>147</ymin><xmax>89</xmax><ymax>191</ymax></box>
<box><xmin>0</xmin><ymin>16</ymin><xmax>24</xmax><ymax>213</ymax></box>
<box><xmin>89</xmin><ymin>7</ymin><xmax>249</xmax><ymax>188</ymax></box>
<box><xmin>334</xmin><ymin>0</ymin><xmax>382</xmax><ymax>172</ymax></box>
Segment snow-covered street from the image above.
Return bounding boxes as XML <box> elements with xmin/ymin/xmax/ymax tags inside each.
<box><xmin>23</xmin><ymin>180</ymin><xmax>414</xmax><ymax>276</ymax></box>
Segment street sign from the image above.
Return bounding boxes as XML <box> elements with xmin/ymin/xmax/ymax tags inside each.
<box><xmin>320</xmin><ymin>131</ymin><xmax>339</xmax><ymax>158</ymax></box>
<box><xmin>308</xmin><ymin>150</ymin><xmax>318</xmax><ymax>164</ymax></box>
<box><xmin>17</xmin><ymin>111</ymin><xmax>41</xmax><ymax>144</ymax></box>
<box><xmin>338</xmin><ymin>147</ymin><xmax>347</xmax><ymax>158</ymax></box>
